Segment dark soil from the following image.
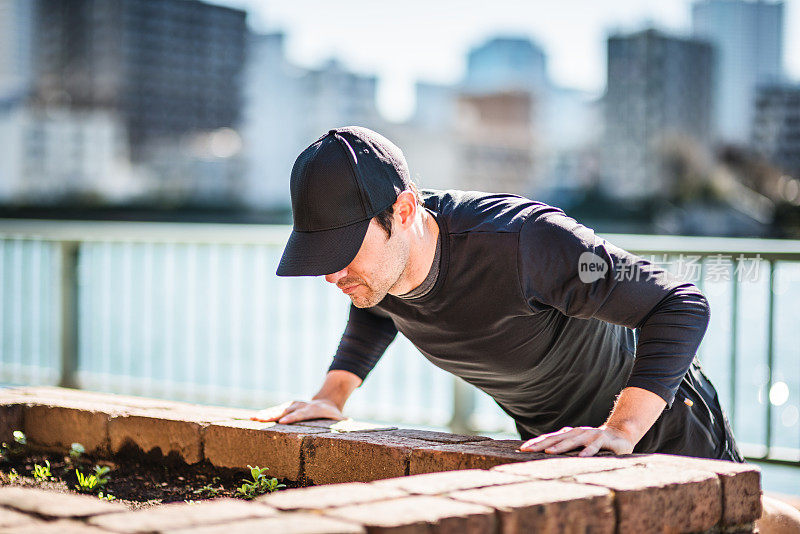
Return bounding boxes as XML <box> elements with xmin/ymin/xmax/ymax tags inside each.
<box><xmin>0</xmin><ymin>449</ymin><xmax>302</xmax><ymax>511</ymax></box>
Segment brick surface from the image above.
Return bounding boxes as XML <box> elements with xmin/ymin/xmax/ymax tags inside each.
<box><xmin>635</xmin><ymin>454</ymin><xmax>762</xmax><ymax>525</ymax></box>
<box><xmin>87</xmin><ymin>498</ymin><xmax>277</xmax><ymax>533</ymax></box>
<box><xmin>3</xmin><ymin>386</ymin><xmax>195</xmax><ymax>411</ymax></box>
<box><xmin>0</xmin><ymin>401</ymin><xmax>24</xmax><ymax>443</ymax></box>
<box><xmin>288</xmin><ymin>418</ymin><xmax>397</xmax><ymax>432</ymax></box>
<box><xmin>259</xmin><ymin>482</ymin><xmax>406</xmax><ymax>510</ymax></box>
<box><xmin>371</xmin><ymin>469</ymin><xmax>528</xmax><ymax>495</ymax></box>
<box><xmin>491</xmin><ymin>456</ymin><xmax>634</xmax><ymax>480</ymax></box>
<box><xmin>303</xmin><ymin>432</ymin><xmax>436</xmax><ymax>485</ymax></box>
<box><xmin>203</xmin><ymin>419</ymin><xmax>327</xmax><ymax>480</ymax></box>
<box><xmin>0</xmin><ymin>519</ymin><xmax>112</xmax><ymax>534</ymax></box>
<box><xmin>0</xmin><ymin>507</ymin><xmax>38</xmax><ymax>528</ymax></box>
<box><xmin>164</xmin><ymin>512</ymin><xmax>365</xmax><ymax>534</ymax></box>
<box><xmin>323</xmin><ymin>495</ymin><xmax>496</xmax><ymax>533</ymax></box>
<box><xmin>23</xmin><ymin>403</ymin><xmax>124</xmax><ymax>456</ymax></box>
<box><xmin>409</xmin><ymin>440</ymin><xmax>552</xmax><ymax>475</ymax></box>
<box><xmin>448</xmin><ymin>480</ymin><xmax>614</xmax><ymax>534</ymax></box>
<box><xmin>108</xmin><ymin>410</ymin><xmax>205</xmax><ymax>464</ymax></box>
<box><xmin>387</xmin><ymin>429</ymin><xmax>491</xmax><ymax>444</ymax></box>
<box><xmin>0</xmin><ymin>486</ymin><xmax>126</xmax><ymax>518</ymax></box>
<box><xmin>575</xmin><ymin>465</ymin><xmax>722</xmax><ymax>533</ymax></box>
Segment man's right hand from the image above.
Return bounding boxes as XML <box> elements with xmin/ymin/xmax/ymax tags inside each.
<box><xmin>250</xmin><ymin>398</ymin><xmax>346</xmax><ymax>424</ymax></box>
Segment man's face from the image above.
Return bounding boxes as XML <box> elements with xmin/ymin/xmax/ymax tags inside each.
<box><xmin>324</xmin><ymin>218</ymin><xmax>409</xmax><ymax>308</ymax></box>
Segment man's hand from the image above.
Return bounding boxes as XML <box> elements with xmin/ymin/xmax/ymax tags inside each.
<box><xmin>251</xmin><ymin>399</ymin><xmax>346</xmax><ymax>424</ymax></box>
<box><xmin>519</xmin><ymin>424</ymin><xmax>636</xmax><ymax>456</ymax></box>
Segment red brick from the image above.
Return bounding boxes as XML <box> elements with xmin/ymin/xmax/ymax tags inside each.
<box><xmin>108</xmin><ymin>410</ymin><xmax>204</xmax><ymax>464</ymax></box>
<box><xmin>491</xmin><ymin>456</ymin><xmax>634</xmax><ymax>480</ymax></box>
<box><xmin>574</xmin><ymin>465</ymin><xmax>722</xmax><ymax>533</ymax></box>
<box><xmin>387</xmin><ymin>429</ymin><xmax>491</xmax><ymax>444</ymax></box>
<box><xmin>0</xmin><ymin>486</ymin><xmax>126</xmax><ymax>518</ymax></box>
<box><xmin>259</xmin><ymin>482</ymin><xmax>406</xmax><ymax>510</ymax></box>
<box><xmin>303</xmin><ymin>432</ymin><xmax>436</xmax><ymax>485</ymax></box>
<box><xmin>203</xmin><ymin>419</ymin><xmax>329</xmax><ymax>480</ymax></box>
<box><xmin>23</xmin><ymin>402</ymin><xmax>127</xmax><ymax>456</ymax></box>
<box><xmin>87</xmin><ymin>498</ymin><xmax>277</xmax><ymax>533</ymax></box>
<box><xmin>322</xmin><ymin>495</ymin><xmax>495</xmax><ymax>533</ymax></box>
<box><xmin>0</xmin><ymin>401</ymin><xmax>24</xmax><ymax>444</ymax></box>
<box><xmin>635</xmin><ymin>454</ymin><xmax>762</xmax><ymax>525</ymax></box>
<box><xmin>409</xmin><ymin>440</ymin><xmax>552</xmax><ymax>475</ymax></box>
<box><xmin>285</xmin><ymin>418</ymin><xmax>397</xmax><ymax>432</ymax></box>
<box><xmin>163</xmin><ymin>512</ymin><xmax>365</xmax><ymax>534</ymax></box>
<box><xmin>448</xmin><ymin>480</ymin><xmax>614</xmax><ymax>534</ymax></box>
<box><xmin>371</xmin><ymin>469</ymin><xmax>528</xmax><ymax>495</ymax></box>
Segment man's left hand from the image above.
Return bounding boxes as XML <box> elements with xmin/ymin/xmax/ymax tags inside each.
<box><xmin>518</xmin><ymin>424</ymin><xmax>635</xmax><ymax>457</ymax></box>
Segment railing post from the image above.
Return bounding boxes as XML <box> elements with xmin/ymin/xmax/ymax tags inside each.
<box><xmin>764</xmin><ymin>260</ymin><xmax>776</xmax><ymax>458</ymax></box>
<box><xmin>58</xmin><ymin>241</ymin><xmax>80</xmax><ymax>389</ymax></box>
<box><xmin>449</xmin><ymin>376</ymin><xmax>476</xmax><ymax>435</ymax></box>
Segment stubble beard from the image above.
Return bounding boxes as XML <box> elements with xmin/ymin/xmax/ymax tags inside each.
<box><xmin>348</xmin><ymin>234</ymin><xmax>409</xmax><ymax>309</ymax></box>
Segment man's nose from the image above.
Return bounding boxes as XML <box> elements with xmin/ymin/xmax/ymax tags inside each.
<box><xmin>325</xmin><ymin>268</ymin><xmax>348</xmax><ymax>285</ymax></box>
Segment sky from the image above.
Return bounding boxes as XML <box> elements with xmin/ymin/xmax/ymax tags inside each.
<box><xmin>211</xmin><ymin>0</ymin><xmax>800</xmax><ymax>122</ymax></box>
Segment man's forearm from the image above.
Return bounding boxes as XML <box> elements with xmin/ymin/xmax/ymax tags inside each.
<box><xmin>312</xmin><ymin>369</ymin><xmax>362</xmax><ymax>411</ymax></box>
<box><xmin>602</xmin><ymin>386</ymin><xmax>667</xmax><ymax>447</ymax></box>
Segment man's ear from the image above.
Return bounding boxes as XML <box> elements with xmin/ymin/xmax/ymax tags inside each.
<box><xmin>393</xmin><ymin>191</ymin><xmax>417</xmax><ymax>229</ymax></box>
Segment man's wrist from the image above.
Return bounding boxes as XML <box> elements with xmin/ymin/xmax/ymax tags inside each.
<box><xmin>602</xmin><ymin>386</ymin><xmax>667</xmax><ymax>447</ymax></box>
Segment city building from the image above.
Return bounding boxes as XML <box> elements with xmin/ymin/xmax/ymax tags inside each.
<box><xmin>241</xmin><ymin>31</ymin><xmax>383</xmax><ymax>209</ymax></box>
<box><xmin>32</xmin><ymin>0</ymin><xmax>247</xmax><ymax>162</ymax></box>
<box><xmin>0</xmin><ymin>97</ymin><xmax>138</xmax><ymax>202</ymax></box>
<box><xmin>603</xmin><ymin>28</ymin><xmax>714</xmax><ymax>200</ymax></box>
<box><xmin>463</xmin><ymin>36</ymin><xmax>548</xmax><ymax>94</ymax></box>
<box><xmin>455</xmin><ymin>91</ymin><xmax>535</xmax><ymax>195</ymax></box>
<box><xmin>692</xmin><ymin>0</ymin><xmax>784</xmax><ymax>144</ymax></box>
<box><xmin>0</xmin><ymin>0</ymin><xmax>33</xmax><ymax>100</ymax></box>
<box><xmin>752</xmin><ymin>83</ymin><xmax>800</xmax><ymax>179</ymax></box>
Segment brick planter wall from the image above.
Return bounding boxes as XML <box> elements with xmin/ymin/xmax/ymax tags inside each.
<box><xmin>1</xmin><ymin>386</ymin><xmax>763</xmax><ymax>533</ymax></box>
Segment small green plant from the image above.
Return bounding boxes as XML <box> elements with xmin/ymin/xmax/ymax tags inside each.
<box><xmin>74</xmin><ymin>465</ymin><xmax>111</xmax><ymax>494</ymax></box>
<box><xmin>234</xmin><ymin>465</ymin><xmax>285</xmax><ymax>500</ymax></box>
<box><xmin>1</xmin><ymin>430</ymin><xmax>27</xmax><ymax>461</ymax></box>
<box><xmin>69</xmin><ymin>443</ymin><xmax>85</xmax><ymax>461</ymax></box>
<box><xmin>193</xmin><ymin>476</ymin><xmax>222</xmax><ymax>498</ymax></box>
<box><xmin>7</xmin><ymin>468</ymin><xmax>19</xmax><ymax>482</ymax></box>
<box><xmin>33</xmin><ymin>460</ymin><xmax>53</xmax><ymax>482</ymax></box>
<box><xmin>97</xmin><ymin>491</ymin><xmax>116</xmax><ymax>501</ymax></box>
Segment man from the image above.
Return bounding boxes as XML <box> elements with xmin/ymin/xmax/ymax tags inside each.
<box><xmin>255</xmin><ymin>125</ymin><xmax>744</xmax><ymax>462</ymax></box>
<box><xmin>254</xmin><ymin>126</ymin><xmax>800</xmax><ymax>531</ymax></box>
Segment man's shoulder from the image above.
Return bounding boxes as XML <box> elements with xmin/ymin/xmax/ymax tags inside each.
<box><xmin>421</xmin><ymin>188</ymin><xmax>563</xmax><ymax>235</ymax></box>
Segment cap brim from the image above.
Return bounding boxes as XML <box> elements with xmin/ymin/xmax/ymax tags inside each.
<box><xmin>276</xmin><ymin>218</ymin><xmax>371</xmax><ymax>276</ymax></box>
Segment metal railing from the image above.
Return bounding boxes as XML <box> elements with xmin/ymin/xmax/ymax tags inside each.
<box><xmin>0</xmin><ymin>218</ymin><xmax>798</xmax><ymax>464</ymax></box>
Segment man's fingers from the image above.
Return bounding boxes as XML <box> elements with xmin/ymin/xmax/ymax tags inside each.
<box><xmin>520</xmin><ymin>427</ymin><xmax>578</xmax><ymax>452</ymax></box>
<box><xmin>578</xmin><ymin>440</ymin><xmax>603</xmax><ymax>457</ymax></box>
<box><xmin>250</xmin><ymin>401</ymin><xmax>298</xmax><ymax>422</ymax></box>
<box><xmin>543</xmin><ymin>433</ymin><xmax>595</xmax><ymax>454</ymax></box>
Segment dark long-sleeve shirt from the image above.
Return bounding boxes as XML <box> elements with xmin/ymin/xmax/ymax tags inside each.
<box><xmin>329</xmin><ymin>189</ymin><xmax>711</xmax><ymax>438</ymax></box>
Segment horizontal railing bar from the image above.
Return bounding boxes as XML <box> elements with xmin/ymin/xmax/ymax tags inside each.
<box><xmin>0</xmin><ymin>219</ymin><xmax>292</xmax><ymax>245</ymax></box>
<box><xmin>1</xmin><ymin>219</ymin><xmax>799</xmax><ymax>258</ymax></box>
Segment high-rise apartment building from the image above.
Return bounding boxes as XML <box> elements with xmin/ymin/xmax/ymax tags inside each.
<box><xmin>692</xmin><ymin>0</ymin><xmax>784</xmax><ymax>144</ymax></box>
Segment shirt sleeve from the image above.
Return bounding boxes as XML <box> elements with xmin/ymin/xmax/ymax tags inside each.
<box><xmin>328</xmin><ymin>303</ymin><xmax>399</xmax><ymax>381</ymax></box>
<box><xmin>517</xmin><ymin>207</ymin><xmax>711</xmax><ymax>409</ymax></box>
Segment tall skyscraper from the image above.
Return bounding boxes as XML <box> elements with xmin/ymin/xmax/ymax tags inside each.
<box><xmin>752</xmin><ymin>83</ymin><xmax>800</xmax><ymax>179</ymax></box>
<box><xmin>692</xmin><ymin>0</ymin><xmax>784</xmax><ymax>144</ymax></box>
<box><xmin>463</xmin><ymin>36</ymin><xmax>549</xmax><ymax>93</ymax></box>
<box><xmin>603</xmin><ymin>29</ymin><xmax>714</xmax><ymax>199</ymax></box>
<box><xmin>0</xmin><ymin>0</ymin><xmax>34</xmax><ymax>99</ymax></box>
<box><xmin>31</xmin><ymin>0</ymin><xmax>247</xmax><ymax>161</ymax></box>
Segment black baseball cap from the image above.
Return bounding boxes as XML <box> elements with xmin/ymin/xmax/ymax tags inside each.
<box><xmin>276</xmin><ymin>126</ymin><xmax>412</xmax><ymax>277</ymax></box>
